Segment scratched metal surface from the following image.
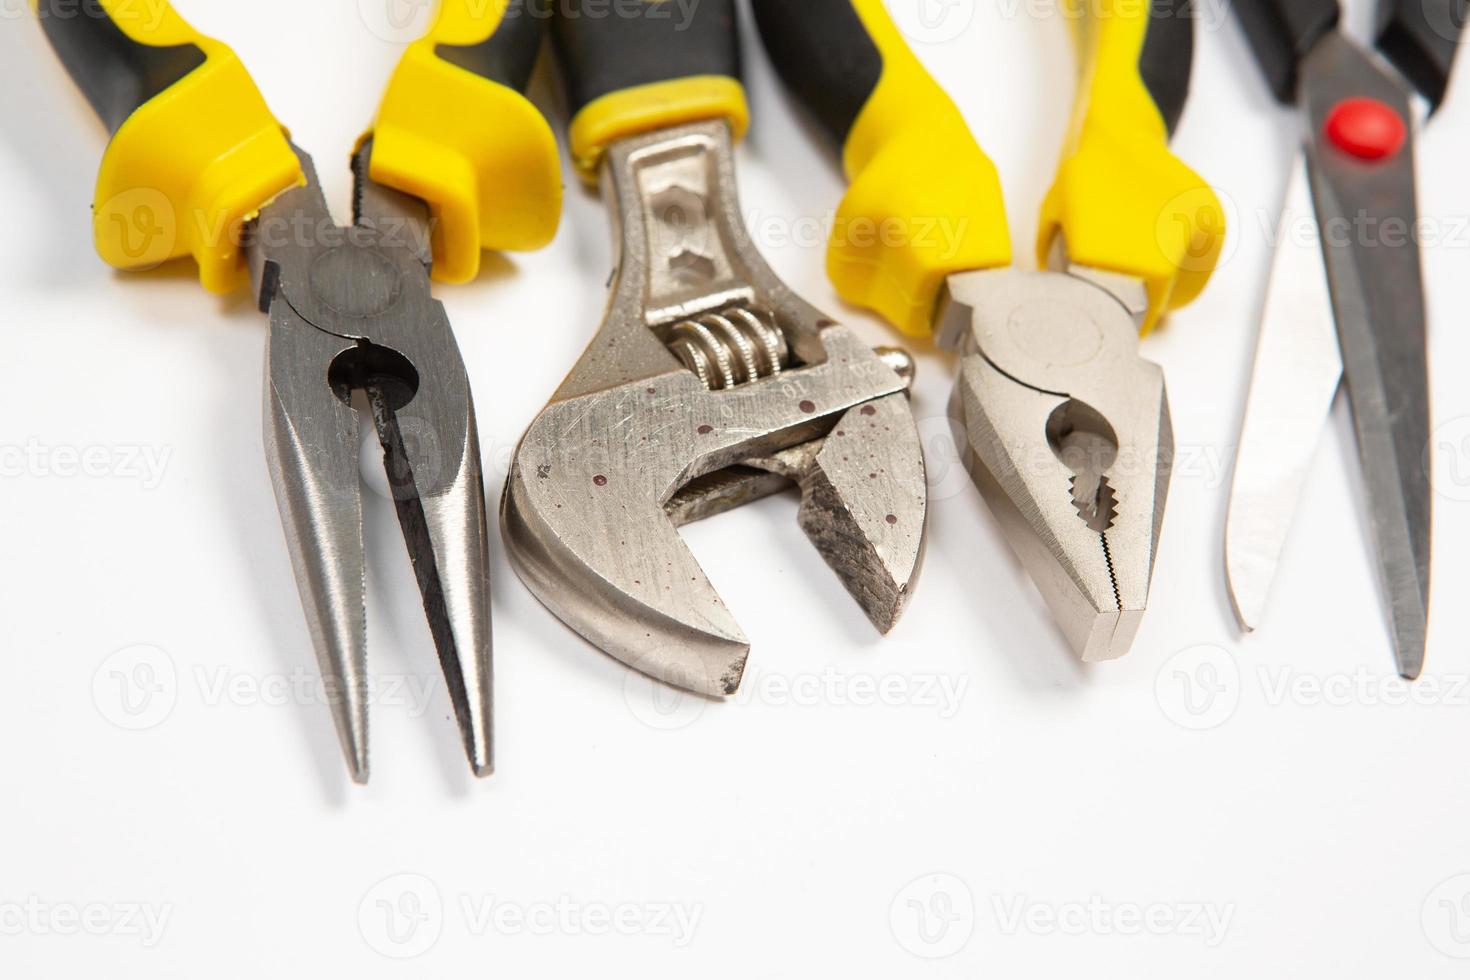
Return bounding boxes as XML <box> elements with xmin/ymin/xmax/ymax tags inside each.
<box><xmin>3</xmin><ymin>1</ymin><xmax>1470</xmax><ymax>976</ymax></box>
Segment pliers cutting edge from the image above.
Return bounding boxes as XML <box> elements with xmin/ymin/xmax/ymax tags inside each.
<box><xmin>35</xmin><ymin>0</ymin><xmax>563</xmax><ymax>780</ymax></box>
<box><xmin>753</xmin><ymin>0</ymin><xmax>1225</xmax><ymax>661</ymax></box>
<box><xmin>1224</xmin><ymin>0</ymin><xmax>1463</xmax><ymax>678</ymax></box>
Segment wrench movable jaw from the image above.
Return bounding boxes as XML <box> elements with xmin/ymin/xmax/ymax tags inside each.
<box><xmin>750</xmin><ymin>395</ymin><xmax>928</xmax><ymax>634</ymax></box>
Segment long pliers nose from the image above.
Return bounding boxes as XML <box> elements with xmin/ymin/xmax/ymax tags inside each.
<box><xmin>35</xmin><ymin>0</ymin><xmax>565</xmax><ymax>781</ymax></box>
<box><xmin>253</xmin><ymin>144</ymin><xmax>494</xmax><ymax>783</ymax></box>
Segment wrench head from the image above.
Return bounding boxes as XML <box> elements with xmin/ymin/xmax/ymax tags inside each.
<box><xmin>502</xmin><ymin>331</ymin><xmax>924</xmax><ymax>696</ymax></box>
<box><xmin>502</xmin><ymin>120</ymin><xmax>926</xmax><ymax>694</ymax></box>
<box><xmin>940</xmin><ymin>268</ymin><xmax>1172</xmax><ymax>662</ymax></box>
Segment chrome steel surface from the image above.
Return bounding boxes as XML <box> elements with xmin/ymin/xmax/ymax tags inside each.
<box><xmin>249</xmin><ymin>142</ymin><xmax>493</xmax><ymax>782</ymax></box>
<box><xmin>938</xmin><ymin>264</ymin><xmax>1168</xmax><ymax>663</ymax></box>
<box><xmin>502</xmin><ymin>121</ymin><xmax>927</xmax><ymax>696</ymax></box>
<box><xmin>1225</xmin><ymin>154</ymin><xmax>1341</xmax><ymax>632</ymax></box>
<box><xmin>1299</xmin><ymin>32</ymin><xmax>1432</xmax><ymax>678</ymax></box>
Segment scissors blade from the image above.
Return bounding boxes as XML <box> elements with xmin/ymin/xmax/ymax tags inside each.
<box><xmin>1300</xmin><ymin>33</ymin><xmax>1432</xmax><ymax>678</ymax></box>
<box><xmin>1225</xmin><ymin>153</ymin><xmax>1341</xmax><ymax>631</ymax></box>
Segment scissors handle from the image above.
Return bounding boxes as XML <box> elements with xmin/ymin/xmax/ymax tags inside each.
<box><xmin>1375</xmin><ymin>0</ymin><xmax>1467</xmax><ymax>109</ymax></box>
<box><xmin>1232</xmin><ymin>0</ymin><xmax>1340</xmax><ymax>102</ymax></box>
<box><xmin>1235</xmin><ymin>0</ymin><xmax>1464</xmax><ymax>108</ymax></box>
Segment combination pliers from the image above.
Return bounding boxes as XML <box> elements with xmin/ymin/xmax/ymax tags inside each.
<box><xmin>752</xmin><ymin>0</ymin><xmax>1226</xmax><ymax>662</ymax></box>
<box><xmin>34</xmin><ymin>0</ymin><xmax>563</xmax><ymax>781</ymax></box>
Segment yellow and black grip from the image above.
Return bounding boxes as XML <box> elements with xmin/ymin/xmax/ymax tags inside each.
<box><xmin>370</xmin><ymin>0</ymin><xmax>563</xmax><ymax>284</ymax></box>
<box><xmin>750</xmin><ymin>0</ymin><xmax>1010</xmax><ymax>337</ymax></box>
<box><xmin>34</xmin><ymin>0</ymin><xmax>301</xmax><ymax>293</ymax></box>
<box><xmin>1038</xmin><ymin>0</ymin><xmax>1225</xmax><ymax>331</ymax></box>
<box><xmin>550</xmin><ymin>0</ymin><xmax>748</xmax><ymax>182</ymax></box>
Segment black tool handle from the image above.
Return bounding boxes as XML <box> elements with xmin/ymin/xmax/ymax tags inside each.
<box><xmin>1376</xmin><ymin>0</ymin><xmax>1467</xmax><ymax>109</ymax></box>
<box><xmin>754</xmin><ymin>0</ymin><xmax>1197</xmax><ymax>142</ymax></box>
<box><xmin>749</xmin><ymin>0</ymin><xmax>1017</xmax><ymax>336</ymax></box>
<box><xmin>552</xmin><ymin>0</ymin><xmax>741</xmax><ymax>117</ymax></box>
<box><xmin>1231</xmin><ymin>0</ymin><xmax>1341</xmax><ymax>102</ymax></box>
<box><xmin>37</xmin><ymin>0</ymin><xmax>206</xmax><ymax>133</ymax></box>
<box><xmin>434</xmin><ymin>0</ymin><xmax>549</xmax><ymax>92</ymax></box>
<box><xmin>748</xmin><ymin>0</ymin><xmax>883</xmax><ymax>151</ymax></box>
<box><xmin>1138</xmin><ymin>0</ymin><xmax>1196</xmax><ymax>135</ymax></box>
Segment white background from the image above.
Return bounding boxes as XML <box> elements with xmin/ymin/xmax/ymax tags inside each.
<box><xmin>3</xmin><ymin>0</ymin><xmax>1470</xmax><ymax>975</ymax></box>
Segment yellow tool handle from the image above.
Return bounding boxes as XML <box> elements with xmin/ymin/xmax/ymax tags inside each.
<box><xmin>549</xmin><ymin>0</ymin><xmax>748</xmax><ymax>182</ymax></box>
<box><xmin>370</xmin><ymin>0</ymin><xmax>563</xmax><ymax>284</ymax></box>
<box><xmin>34</xmin><ymin>0</ymin><xmax>302</xmax><ymax>293</ymax></box>
<box><xmin>750</xmin><ymin>0</ymin><xmax>1011</xmax><ymax>337</ymax></box>
<box><xmin>1038</xmin><ymin>0</ymin><xmax>1225</xmax><ymax>331</ymax></box>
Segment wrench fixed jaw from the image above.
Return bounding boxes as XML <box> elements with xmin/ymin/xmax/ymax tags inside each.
<box><xmin>501</xmin><ymin>400</ymin><xmax>752</xmax><ymax>698</ymax></box>
<box><xmin>253</xmin><ymin>145</ymin><xmax>494</xmax><ymax>781</ymax></box>
<box><xmin>502</xmin><ymin>348</ymin><xmax>923</xmax><ymax>695</ymax></box>
<box><xmin>502</xmin><ymin>120</ymin><xmax>925</xmax><ymax>693</ymax></box>
<box><xmin>940</xmin><ymin>267</ymin><xmax>1171</xmax><ymax>663</ymax></box>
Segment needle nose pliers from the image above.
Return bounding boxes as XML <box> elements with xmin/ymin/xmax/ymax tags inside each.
<box><xmin>34</xmin><ymin>0</ymin><xmax>563</xmax><ymax>781</ymax></box>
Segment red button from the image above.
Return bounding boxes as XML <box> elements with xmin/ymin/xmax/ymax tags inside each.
<box><xmin>1323</xmin><ymin>97</ymin><xmax>1407</xmax><ymax>161</ymax></box>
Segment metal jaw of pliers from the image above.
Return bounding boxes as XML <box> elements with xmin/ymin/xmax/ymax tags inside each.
<box><xmin>938</xmin><ymin>259</ymin><xmax>1169</xmax><ymax>663</ymax></box>
<box><xmin>502</xmin><ymin>121</ymin><xmax>927</xmax><ymax>696</ymax></box>
<box><xmin>247</xmin><ymin>142</ymin><xmax>493</xmax><ymax>782</ymax></box>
